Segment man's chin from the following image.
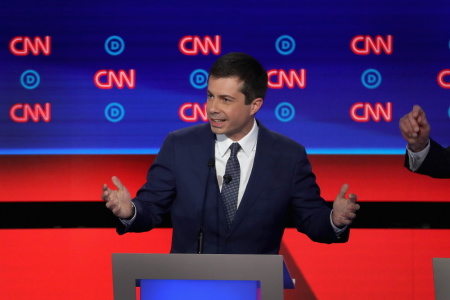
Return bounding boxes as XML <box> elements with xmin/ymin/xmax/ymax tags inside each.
<box><xmin>209</xmin><ymin>123</ymin><xmax>226</xmax><ymax>134</ymax></box>
<box><xmin>209</xmin><ymin>125</ymin><xmax>222</xmax><ymax>134</ymax></box>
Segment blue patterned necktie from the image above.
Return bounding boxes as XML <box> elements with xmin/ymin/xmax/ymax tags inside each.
<box><xmin>221</xmin><ymin>142</ymin><xmax>241</xmax><ymax>227</ymax></box>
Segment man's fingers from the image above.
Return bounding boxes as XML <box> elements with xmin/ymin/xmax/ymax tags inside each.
<box><xmin>347</xmin><ymin>194</ymin><xmax>359</xmax><ymax>213</ymax></box>
<box><xmin>333</xmin><ymin>185</ymin><xmax>360</xmax><ymax>227</ymax></box>
<box><xmin>348</xmin><ymin>193</ymin><xmax>357</xmax><ymax>202</ymax></box>
<box><xmin>399</xmin><ymin>112</ymin><xmax>416</xmax><ymax>132</ymax></box>
<box><xmin>105</xmin><ymin>199</ymin><xmax>115</xmax><ymax>210</ymax></box>
<box><xmin>416</xmin><ymin>111</ymin><xmax>428</xmax><ymax>127</ymax></box>
<box><xmin>352</xmin><ymin>202</ymin><xmax>361</xmax><ymax>212</ymax></box>
<box><xmin>411</xmin><ymin>104</ymin><xmax>430</xmax><ymax>129</ymax></box>
<box><xmin>407</xmin><ymin>112</ymin><xmax>420</xmax><ymax>133</ymax></box>
<box><xmin>399</xmin><ymin>105</ymin><xmax>428</xmax><ymax>140</ymax></box>
<box><xmin>338</xmin><ymin>183</ymin><xmax>349</xmax><ymax>199</ymax></box>
<box><xmin>399</xmin><ymin>119</ymin><xmax>415</xmax><ymax>140</ymax></box>
<box><xmin>412</xmin><ymin>105</ymin><xmax>422</xmax><ymax>117</ymax></box>
<box><xmin>101</xmin><ymin>184</ymin><xmax>111</xmax><ymax>201</ymax></box>
<box><xmin>111</xmin><ymin>176</ymin><xmax>124</xmax><ymax>190</ymax></box>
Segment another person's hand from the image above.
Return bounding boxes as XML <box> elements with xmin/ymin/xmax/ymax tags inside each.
<box><xmin>332</xmin><ymin>184</ymin><xmax>359</xmax><ymax>228</ymax></box>
<box><xmin>399</xmin><ymin>105</ymin><xmax>430</xmax><ymax>152</ymax></box>
<box><xmin>102</xmin><ymin>176</ymin><xmax>134</xmax><ymax>219</ymax></box>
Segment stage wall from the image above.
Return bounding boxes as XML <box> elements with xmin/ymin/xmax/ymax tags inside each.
<box><xmin>0</xmin><ymin>228</ymin><xmax>449</xmax><ymax>300</ymax></box>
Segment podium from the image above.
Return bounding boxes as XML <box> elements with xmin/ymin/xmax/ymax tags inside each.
<box><xmin>112</xmin><ymin>253</ymin><xmax>295</xmax><ymax>300</ymax></box>
<box><xmin>433</xmin><ymin>258</ymin><xmax>450</xmax><ymax>300</ymax></box>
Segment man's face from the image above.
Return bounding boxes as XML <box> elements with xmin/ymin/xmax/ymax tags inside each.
<box><xmin>206</xmin><ymin>77</ymin><xmax>262</xmax><ymax>141</ymax></box>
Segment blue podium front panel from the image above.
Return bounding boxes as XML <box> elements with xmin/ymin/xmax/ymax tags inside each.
<box><xmin>139</xmin><ymin>279</ymin><xmax>260</xmax><ymax>300</ymax></box>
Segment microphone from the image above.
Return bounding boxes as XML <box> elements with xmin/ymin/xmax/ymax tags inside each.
<box><xmin>197</xmin><ymin>158</ymin><xmax>215</xmax><ymax>254</ymax></box>
<box><xmin>223</xmin><ymin>175</ymin><xmax>232</xmax><ymax>184</ymax></box>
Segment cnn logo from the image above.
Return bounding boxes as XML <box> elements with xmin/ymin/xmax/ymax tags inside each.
<box><xmin>350</xmin><ymin>102</ymin><xmax>392</xmax><ymax>122</ymax></box>
<box><xmin>350</xmin><ymin>35</ymin><xmax>393</xmax><ymax>55</ymax></box>
<box><xmin>10</xmin><ymin>103</ymin><xmax>51</xmax><ymax>122</ymax></box>
<box><xmin>437</xmin><ymin>70</ymin><xmax>450</xmax><ymax>88</ymax></box>
<box><xmin>94</xmin><ymin>70</ymin><xmax>136</xmax><ymax>89</ymax></box>
<box><xmin>179</xmin><ymin>35</ymin><xmax>221</xmax><ymax>55</ymax></box>
<box><xmin>179</xmin><ymin>103</ymin><xmax>207</xmax><ymax>122</ymax></box>
<box><xmin>268</xmin><ymin>69</ymin><xmax>306</xmax><ymax>89</ymax></box>
<box><xmin>9</xmin><ymin>36</ymin><xmax>51</xmax><ymax>56</ymax></box>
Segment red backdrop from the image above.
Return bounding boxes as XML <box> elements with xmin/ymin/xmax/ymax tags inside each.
<box><xmin>1</xmin><ymin>154</ymin><xmax>449</xmax><ymax>202</ymax></box>
<box><xmin>0</xmin><ymin>228</ymin><xmax>449</xmax><ymax>300</ymax></box>
<box><xmin>1</xmin><ymin>154</ymin><xmax>449</xmax><ymax>299</ymax></box>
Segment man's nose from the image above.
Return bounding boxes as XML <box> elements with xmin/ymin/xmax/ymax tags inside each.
<box><xmin>207</xmin><ymin>99</ymin><xmax>220</xmax><ymax>113</ymax></box>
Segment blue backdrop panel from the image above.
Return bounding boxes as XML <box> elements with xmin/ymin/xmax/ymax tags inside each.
<box><xmin>140</xmin><ymin>279</ymin><xmax>259</xmax><ymax>300</ymax></box>
<box><xmin>0</xmin><ymin>0</ymin><xmax>448</xmax><ymax>154</ymax></box>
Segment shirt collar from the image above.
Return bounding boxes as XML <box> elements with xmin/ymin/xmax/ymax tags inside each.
<box><xmin>216</xmin><ymin>119</ymin><xmax>259</xmax><ymax>157</ymax></box>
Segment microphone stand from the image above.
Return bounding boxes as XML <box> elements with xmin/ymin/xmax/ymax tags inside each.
<box><xmin>197</xmin><ymin>159</ymin><xmax>215</xmax><ymax>254</ymax></box>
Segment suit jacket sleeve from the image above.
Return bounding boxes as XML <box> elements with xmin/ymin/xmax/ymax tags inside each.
<box><xmin>404</xmin><ymin>139</ymin><xmax>450</xmax><ymax>179</ymax></box>
<box><xmin>117</xmin><ymin>132</ymin><xmax>177</xmax><ymax>234</ymax></box>
<box><xmin>289</xmin><ymin>146</ymin><xmax>349</xmax><ymax>243</ymax></box>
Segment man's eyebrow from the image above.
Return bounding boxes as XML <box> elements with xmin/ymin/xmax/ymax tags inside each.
<box><xmin>207</xmin><ymin>90</ymin><xmax>236</xmax><ymax>99</ymax></box>
<box><xmin>218</xmin><ymin>94</ymin><xmax>236</xmax><ymax>99</ymax></box>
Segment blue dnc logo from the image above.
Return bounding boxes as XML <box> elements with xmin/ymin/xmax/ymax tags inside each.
<box><xmin>105</xmin><ymin>36</ymin><xmax>125</xmax><ymax>56</ymax></box>
<box><xmin>275</xmin><ymin>35</ymin><xmax>296</xmax><ymax>55</ymax></box>
<box><xmin>105</xmin><ymin>102</ymin><xmax>125</xmax><ymax>122</ymax></box>
<box><xmin>20</xmin><ymin>70</ymin><xmax>40</xmax><ymax>89</ymax></box>
<box><xmin>275</xmin><ymin>102</ymin><xmax>295</xmax><ymax>122</ymax></box>
<box><xmin>190</xmin><ymin>69</ymin><xmax>208</xmax><ymax>89</ymax></box>
<box><xmin>361</xmin><ymin>69</ymin><xmax>382</xmax><ymax>89</ymax></box>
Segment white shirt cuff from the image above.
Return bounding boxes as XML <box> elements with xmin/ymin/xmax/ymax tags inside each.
<box><xmin>330</xmin><ymin>211</ymin><xmax>347</xmax><ymax>236</ymax></box>
<box><xmin>407</xmin><ymin>141</ymin><xmax>430</xmax><ymax>171</ymax></box>
<box><xmin>120</xmin><ymin>202</ymin><xmax>136</xmax><ymax>226</ymax></box>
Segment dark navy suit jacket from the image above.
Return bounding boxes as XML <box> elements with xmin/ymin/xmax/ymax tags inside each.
<box><xmin>118</xmin><ymin>121</ymin><xmax>349</xmax><ymax>253</ymax></box>
<box><xmin>405</xmin><ymin>139</ymin><xmax>450</xmax><ymax>179</ymax></box>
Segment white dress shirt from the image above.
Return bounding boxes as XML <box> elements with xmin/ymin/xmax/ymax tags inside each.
<box><xmin>215</xmin><ymin>120</ymin><xmax>258</xmax><ymax>208</ymax></box>
<box><xmin>214</xmin><ymin>120</ymin><xmax>344</xmax><ymax>234</ymax></box>
<box><xmin>125</xmin><ymin>119</ymin><xmax>345</xmax><ymax>234</ymax></box>
<box><xmin>406</xmin><ymin>140</ymin><xmax>430</xmax><ymax>171</ymax></box>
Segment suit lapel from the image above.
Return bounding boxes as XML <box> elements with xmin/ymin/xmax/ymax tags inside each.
<box><xmin>228</xmin><ymin>123</ymin><xmax>280</xmax><ymax>233</ymax></box>
<box><xmin>180</xmin><ymin>124</ymin><xmax>217</xmax><ymax>211</ymax></box>
<box><xmin>189</xmin><ymin>124</ymin><xmax>216</xmax><ymax>179</ymax></box>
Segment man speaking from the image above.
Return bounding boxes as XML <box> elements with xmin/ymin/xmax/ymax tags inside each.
<box><xmin>102</xmin><ymin>52</ymin><xmax>360</xmax><ymax>254</ymax></box>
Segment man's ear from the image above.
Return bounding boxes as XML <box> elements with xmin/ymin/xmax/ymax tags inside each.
<box><xmin>250</xmin><ymin>98</ymin><xmax>263</xmax><ymax>115</ymax></box>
